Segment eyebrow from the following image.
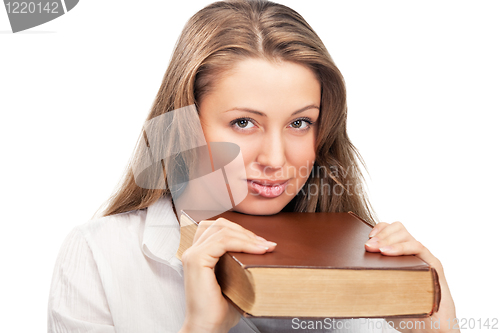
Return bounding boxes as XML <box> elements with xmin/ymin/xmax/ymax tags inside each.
<box><xmin>223</xmin><ymin>104</ymin><xmax>320</xmax><ymax>117</ymax></box>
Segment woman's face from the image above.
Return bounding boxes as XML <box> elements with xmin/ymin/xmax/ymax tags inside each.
<box><xmin>198</xmin><ymin>58</ymin><xmax>321</xmax><ymax>215</ymax></box>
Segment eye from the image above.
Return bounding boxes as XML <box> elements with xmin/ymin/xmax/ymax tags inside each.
<box><xmin>289</xmin><ymin>117</ymin><xmax>314</xmax><ymax>131</ymax></box>
<box><xmin>231</xmin><ymin>117</ymin><xmax>256</xmax><ymax>131</ymax></box>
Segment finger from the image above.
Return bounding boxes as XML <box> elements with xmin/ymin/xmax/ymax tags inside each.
<box><xmin>183</xmin><ymin>228</ymin><xmax>277</xmax><ymax>269</ymax></box>
<box><xmin>194</xmin><ymin>217</ymin><xmax>270</xmax><ymax>245</ymax></box>
<box><xmin>193</xmin><ymin>220</ymin><xmax>217</xmax><ymax>244</ymax></box>
<box><xmin>378</xmin><ymin>240</ymin><xmax>424</xmax><ymax>256</ymax></box>
<box><xmin>194</xmin><ymin>219</ymin><xmax>248</xmax><ymax>245</ymax></box>
<box><xmin>365</xmin><ymin>228</ymin><xmax>414</xmax><ymax>251</ymax></box>
<box><xmin>370</xmin><ymin>221</ymin><xmax>407</xmax><ymax>241</ymax></box>
<box><xmin>197</xmin><ymin>224</ymin><xmax>258</xmax><ymax>251</ymax></box>
<box><xmin>203</xmin><ymin>227</ymin><xmax>277</xmax><ymax>255</ymax></box>
<box><xmin>192</xmin><ymin>220</ymin><xmax>213</xmax><ymax>244</ymax></box>
<box><xmin>414</xmin><ymin>245</ymin><xmax>442</xmax><ymax>269</ymax></box>
<box><xmin>368</xmin><ymin>222</ymin><xmax>389</xmax><ymax>238</ymax></box>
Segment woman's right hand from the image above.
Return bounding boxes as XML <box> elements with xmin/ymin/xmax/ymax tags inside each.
<box><xmin>179</xmin><ymin>217</ymin><xmax>277</xmax><ymax>333</ymax></box>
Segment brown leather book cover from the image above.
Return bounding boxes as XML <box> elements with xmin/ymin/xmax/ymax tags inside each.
<box><xmin>184</xmin><ymin>210</ymin><xmax>430</xmax><ymax>270</ymax></box>
<box><xmin>181</xmin><ymin>210</ymin><xmax>441</xmax><ymax>318</ymax></box>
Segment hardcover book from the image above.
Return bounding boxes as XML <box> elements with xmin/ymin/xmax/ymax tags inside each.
<box><xmin>176</xmin><ymin>210</ymin><xmax>440</xmax><ymax>318</ymax></box>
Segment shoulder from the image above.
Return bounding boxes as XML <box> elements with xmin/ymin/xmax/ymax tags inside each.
<box><xmin>75</xmin><ymin>209</ymin><xmax>147</xmax><ymax>248</ymax></box>
<box><xmin>80</xmin><ymin>208</ymin><xmax>147</xmax><ymax>234</ymax></box>
<box><xmin>55</xmin><ymin>208</ymin><xmax>149</xmax><ymax>270</ymax></box>
<box><xmin>50</xmin><ymin>208</ymin><xmax>150</xmax><ymax>295</ymax></box>
<box><xmin>47</xmin><ymin>212</ymin><xmax>150</xmax><ymax>331</ymax></box>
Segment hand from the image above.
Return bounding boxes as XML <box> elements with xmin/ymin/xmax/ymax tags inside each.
<box><xmin>180</xmin><ymin>218</ymin><xmax>277</xmax><ymax>333</ymax></box>
<box><xmin>364</xmin><ymin>221</ymin><xmax>459</xmax><ymax>333</ymax></box>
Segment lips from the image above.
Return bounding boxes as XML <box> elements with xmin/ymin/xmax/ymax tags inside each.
<box><xmin>246</xmin><ymin>179</ymin><xmax>290</xmax><ymax>198</ymax></box>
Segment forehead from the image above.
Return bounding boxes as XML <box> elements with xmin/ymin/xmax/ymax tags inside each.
<box><xmin>200</xmin><ymin>58</ymin><xmax>321</xmax><ymax>117</ymax></box>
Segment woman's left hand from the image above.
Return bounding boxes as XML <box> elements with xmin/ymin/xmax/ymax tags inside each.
<box><xmin>365</xmin><ymin>221</ymin><xmax>459</xmax><ymax>333</ymax></box>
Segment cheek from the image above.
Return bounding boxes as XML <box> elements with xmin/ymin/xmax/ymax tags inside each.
<box><xmin>210</xmin><ymin>134</ymin><xmax>260</xmax><ymax>174</ymax></box>
<box><xmin>239</xmin><ymin>140</ymin><xmax>260</xmax><ymax>168</ymax></box>
<box><xmin>200</xmin><ymin>124</ymin><xmax>220</xmax><ymax>144</ymax></box>
<box><xmin>286</xmin><ymin>137</ymin><xmax>316</xmax><ymax>176</ymax></box>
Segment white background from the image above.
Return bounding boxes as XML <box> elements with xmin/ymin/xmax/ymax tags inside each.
<box><xmin>1</xmin><ymin>1</ymin><xmax>499</xmax><ymax>331</ymax></box>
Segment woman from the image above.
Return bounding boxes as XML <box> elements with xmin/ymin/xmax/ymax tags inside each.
<box><xmin>47</xmin><ymin>1</ymin><xmax>459</xmax><ymax>332</ymax></box>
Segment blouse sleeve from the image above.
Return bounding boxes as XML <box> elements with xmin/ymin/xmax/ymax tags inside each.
<box><xmin>47</xmin><ymin>227</ymin><xmax>116</xmax><ymax>333</ymax></box>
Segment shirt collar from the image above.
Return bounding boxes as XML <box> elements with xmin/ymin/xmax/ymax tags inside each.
<box><xmin>141</xmin><ymin>195</ymin><xmax>183</xmax><ymax>276</ymax></box>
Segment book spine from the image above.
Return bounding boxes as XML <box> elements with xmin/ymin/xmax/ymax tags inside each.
<box><xmin>430</xmin><ymin>266</ymin><xmax>441</xmax><ymax>315</ymax></box>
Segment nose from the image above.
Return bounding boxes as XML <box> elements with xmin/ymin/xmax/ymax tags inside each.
<box><xmin>256</xmin><ymin>131</ymin><xmax>286</xmax><ymax>169</ymax></box>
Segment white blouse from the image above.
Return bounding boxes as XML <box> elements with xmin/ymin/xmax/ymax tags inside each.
<box><xmin>47</xmin><ymin>195</ymin><xmax>400</xmax><ymax>333</ymax></box>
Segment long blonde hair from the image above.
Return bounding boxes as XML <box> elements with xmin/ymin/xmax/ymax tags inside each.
<box><xmin>100</xmin><ymin>0</ymin><xmax>378</xmax><ymax>225</ymax></box>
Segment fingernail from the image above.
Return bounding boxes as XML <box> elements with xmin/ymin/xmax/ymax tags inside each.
<box><xmin>379</xmin><ymin>246</ymin><xmax>392</xmax><ymax>253</ymax></box>
<box><xmin>368</xmin><ymin>229</ymin><xmax>378</xmax><ymax>238</ymax></box>
<box><xmin>256</xmin><ymin>244</ymin><xmax>269</xmax><ymax>250</ymax></box>
<box><xmin>255</xmin><ymin>235</ymin><xmax>268</xmax><ymax>242</ymax></box>
<box><xmin>259</xmin><ymin>239</ymin><xmax>277</xmax><ymax>246</ymax></box>
<box><xmin>365</xmin><ymin>237</ymin><xmax>378</xmax><ymax>247</ymax></box>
